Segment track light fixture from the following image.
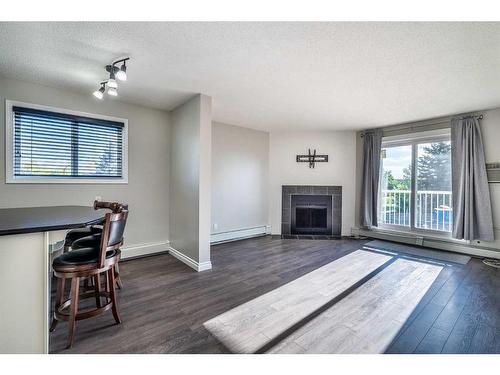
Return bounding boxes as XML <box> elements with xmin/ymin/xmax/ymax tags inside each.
<box><xmin>92</xmin><ymin>57</ymin><xmax>130</xmax><ymax>99</ymax></box>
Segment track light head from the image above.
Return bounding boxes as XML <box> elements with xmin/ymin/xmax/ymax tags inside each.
<box><xmin>117</xmin><ymin>62</ymin><xmax>127</xmax><ymax>81</ymax></box>
<box><xmin>93</xmin><ymin>83</ymin><xmax>106</xmax><ymax>99</ymax></box>
<box><xmin>107</xmin><ymin>86</ymin><xmax>118</xmax><ymax>96</ymax></box>
<box><xmin>108</xmin><ymin>72</ymin><xmax>118</xmax><ymax>89</ymax></box>
<box><xmin>93</xmin><ymin>88</ymin><xmax>104</xmax><ymax>99</ymax></box>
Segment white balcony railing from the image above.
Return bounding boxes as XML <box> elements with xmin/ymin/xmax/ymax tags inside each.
<box><xmin>380</xmin><ymin>190</ymin><xmax>452</xmax><ymax>232</ymax></box>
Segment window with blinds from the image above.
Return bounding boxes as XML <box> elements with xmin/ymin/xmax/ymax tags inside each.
<box><xmin>9</xmin><ymin>104</ymin><xmax>126</xmax><ymax>182</ymax></box>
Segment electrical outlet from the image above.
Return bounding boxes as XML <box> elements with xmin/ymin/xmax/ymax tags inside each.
<box><xmin>213</xmin><ymin>223</ymin><xmax>218</xmax><ymax>231</ymax></box>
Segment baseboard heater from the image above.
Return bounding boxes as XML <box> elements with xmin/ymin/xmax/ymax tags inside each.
<box><xmin>352</xmin><ymin>227</ymin><xmax>500</xmax><ymax>260</ymax></box>
<box><xmin>211</xmin><ymin>226</ymin><xmax>270</xmax><ymax>244</ymax></box>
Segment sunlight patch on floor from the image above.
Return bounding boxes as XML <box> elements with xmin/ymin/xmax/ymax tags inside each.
<box><xmin>269</xmin><ymin>257</ymin><xmax>443</xmax><ymax>353</ymax></box>
<box><xmin>203</xmin><ymin>249</ymin><xmax>392</xmax><ymax>353</ymax></box>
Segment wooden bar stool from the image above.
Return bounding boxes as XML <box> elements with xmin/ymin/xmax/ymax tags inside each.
<box><xmin>66</xmin><ymin>201</ymin><xmax>128</xmax><ymax>288</ymax></box>
<box><xmin>50</xmin><ymin>208</ymin><xmax>128</xmax><ymax>348</ymax></box>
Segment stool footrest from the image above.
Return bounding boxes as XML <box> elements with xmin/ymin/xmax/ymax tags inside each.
<box><xmin>54</xmin><ymin>292</ymin><xmax>113</xmax><ymax>321</ymax></box>
<box><xmin>54</xmin><ymin>291</ymin><xmax>113</xmax><ymax>322</ymax></box>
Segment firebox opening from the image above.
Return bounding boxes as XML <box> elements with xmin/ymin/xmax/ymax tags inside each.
<box><xmin>291</xmin><ymin>194</ymin><xmax>333</xmax><ymax>235</ymax></box>
<box><xmin>295</xmin><ymin>206</ymin><xmax>328</xmax><ymax>230</ymax></box>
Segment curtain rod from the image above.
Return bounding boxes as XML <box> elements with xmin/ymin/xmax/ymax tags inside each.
<box><xmin>360</xmin><ymin>114</ymin><xmax>483</xmax><ymax>138</ymax></box>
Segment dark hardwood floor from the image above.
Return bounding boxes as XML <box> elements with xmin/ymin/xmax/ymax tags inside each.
<box><xmin>49</xmin><ymin>236</ymin><xmax>500</xmax><ymax>354</ymax></box>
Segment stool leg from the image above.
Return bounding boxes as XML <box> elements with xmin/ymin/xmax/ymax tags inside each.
<box><xmin>109</xmin><ymin>267</ymin><xmax>122</xmax><ymax>324</ymax></box>
<box><xmin>67</xmin><ymin>277</ymin><xmax>80</xmax><ymax>349</ymax></box>
<box><xmin>105</xmin><ymin>271</ymin><xmax>110</xmax><ymax>304</ymax></box>
<box><xmin>50</xmin><ymin>277</ymin><xmax>65</xmax><ymax>332</ymax></box>
<box><xmin>94</xmin><ymin>273</ymin><xmax>102</xmax><ymax>308</ymax></box>
<box><xmin>115</xmin><ymin>264</ymin><xmax>123</xmax><ymax>289</ymax></box>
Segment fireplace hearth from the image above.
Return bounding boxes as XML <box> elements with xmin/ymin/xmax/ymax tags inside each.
<box><xmin>281</xmin><ymin>185</ymin><xmax>342</xmax><ymax>239</ymax></box>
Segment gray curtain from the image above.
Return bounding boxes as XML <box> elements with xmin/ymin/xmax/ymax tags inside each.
<box><xmin>360</xmin><ymin>129</ymin><xmax>383</xmax><ymax>228</ymax></box>
<box><xmin>451</xmin><ymin>117</ymin><xmax>494</xmax><ymax>241</ymax></box>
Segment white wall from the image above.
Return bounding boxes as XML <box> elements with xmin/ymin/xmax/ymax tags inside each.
<box><xmin>169</xmin><ymin>94</ymin><xmax>212</xmax><ymax>269</ymax></box>
<box><xmin>0</xmin><ymin>76</ymin><xmax>171</xmax><ymax>251</ymax></box>
<box><xmin>269</xmin><ymin>131</ymin><xmax>357</xmax><ymax>236</ymax></box>
<box><xmin>211</xmin><ymin>122</ymin><xmax>269</xmax><ymax>240</ymax></box>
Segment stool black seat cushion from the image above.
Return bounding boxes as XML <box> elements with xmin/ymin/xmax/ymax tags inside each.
<box><xmin>65</xmin><ymin>226</ymin><xmax>102</xmax><ymax>247</ymax></box>
<box><xmin>53</xmin><ymin>247</ymin><xmax>117</xmax><ymax>267</ymax></box>
<box><xmin>71</xmin><ymin>233</ymin><xmax>102</xmax><ymax>250</ymax></box>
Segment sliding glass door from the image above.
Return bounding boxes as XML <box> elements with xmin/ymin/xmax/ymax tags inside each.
<box><xmin>379</xmin><ymin>132</ymin><xmax>452</xmax><ymax>233</ymax></box>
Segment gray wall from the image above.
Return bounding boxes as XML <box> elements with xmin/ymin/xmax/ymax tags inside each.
<box><xmin>169</xmin><ymin>94</ymin><xmax>212</xmax><ymax>264</ymax></box>
<box><xmin>211</xmin><ymin>122</ymin><xmax>269</xmax><ymax>235</ymax></box>
<box><xmin>0</xmin><ymin>76</ymin><xmax>171</xmax><ymax>248</ymax></box>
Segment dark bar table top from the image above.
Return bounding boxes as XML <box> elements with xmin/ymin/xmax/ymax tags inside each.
<box><xmin>0</xmin><ymin>206</ymin><xmax>105</xmax><ymax>236</ymax></box>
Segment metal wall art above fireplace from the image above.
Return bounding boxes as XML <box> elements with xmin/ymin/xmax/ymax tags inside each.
<box><xmin>282</xmin><ymin>185</ymin><xmax>342</xmax><ymax>239</ymax></box>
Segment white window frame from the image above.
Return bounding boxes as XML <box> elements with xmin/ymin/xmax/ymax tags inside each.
<box><xmin>5</xmin><ymin>100</ymin><xmax>128</xmax><ymax>184</ymax></box>
<box><xmin>378</xmin><ymin>128</ymin><xmax>452</xmax><ymax>237</ymax></box>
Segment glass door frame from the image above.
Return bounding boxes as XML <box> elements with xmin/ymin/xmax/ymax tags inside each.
<box><xmin>378</xmin><ymin>132</ymin><xmax>452</xmax><ymax>236</ymax></box>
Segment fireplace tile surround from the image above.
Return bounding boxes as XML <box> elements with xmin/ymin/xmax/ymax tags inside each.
<box><xmin>281</xmin><ymin>185</ymin><xmax>342</xmax><ymax>239</ymax></box>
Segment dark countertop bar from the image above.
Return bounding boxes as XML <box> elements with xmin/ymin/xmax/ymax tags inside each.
<box><xmin>0</xmin><ymin>206</ymin><xmax>105</xmax><ymax>236</ymax></box>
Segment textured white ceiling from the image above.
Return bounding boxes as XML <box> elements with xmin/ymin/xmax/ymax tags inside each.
<box><xmin>1</xmin><ymin>22</ymin><xmax>499</xmax><ymax>131</ymax></box>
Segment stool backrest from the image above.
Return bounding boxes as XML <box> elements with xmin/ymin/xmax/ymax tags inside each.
<box><xmin>93</xmin><ymin>200</ymin><xmax>129</xmax><ymax>213</ymax></box>
<box><xmin>98</xmin><ymin>208</ymin><xmax>129</xmax><ymax>268</ymax></box>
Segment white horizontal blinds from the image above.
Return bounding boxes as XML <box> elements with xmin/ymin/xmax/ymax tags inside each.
<box><xmin>13</xmin><ymin>106</ymin><xmax>124</xmax><ymax>178</ymax></box>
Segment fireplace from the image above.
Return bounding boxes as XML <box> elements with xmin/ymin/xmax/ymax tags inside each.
<box><xmin>291</xmin><ymin>195</ymin><xmax>332</xmax><ymax>235</ymax></box>
<box><xmin>281</xmin><ymin>185</ymin><xmax>342</xmax><ymax>239</ymax></box>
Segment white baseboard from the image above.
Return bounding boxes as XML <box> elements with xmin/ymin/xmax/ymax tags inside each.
<box><xmin>121</xmin><ymin>241</ymin><xmax>170</xmax><ymax>260</ymax></box>
<box><xmin>352</xmin><ymin>227</ymin><xmax>500</xmax><ymax>259</ymax></box>
<box><xmin>211</xmin><ymin>225</ymin><xmax>271</xmax><ymax>244</ymax></box>
<box><xmin>90</xmin><ymin>240</ymin><xmax>213</xmax><ymax>272</ymax></box>
<box><xmin>168</xmin><ymin>246</ymin><xmax>212</xmax><ymax>272</ymax></box>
